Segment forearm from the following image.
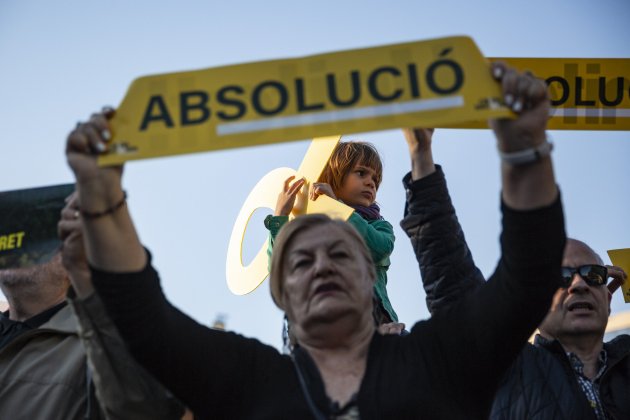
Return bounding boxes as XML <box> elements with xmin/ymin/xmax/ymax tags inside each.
<box><xmin>401</xmin><ymin>167</ymin><xmax>484</xmax><ymax>314</ymax></box>
<box><xmin>408</xmin><ymin>147</ymin><xmax>436</xmax><ymax>181</ymax></box>
<box><xmin>501</xmin><ymin>156</ymin><xmax>558</xmax><ymax>210</ymax></box>
<box><xmin>91</xmin><ymin>258</ymin><xmax>281</xmax><ymax>418</ymax></box>
<box><xmin>90</xmin><ymin>258</ymin><xmax>210</xmax><ymax>413</ymax></box>
<box><xmin>68</xmin><ymin>290</ymin><xmax>184</xmax><ymax>419</ymax></box>
<box><xmin>67</xmin><ymin>266</ymin><xmax>95</xmax><ymax>298</ymax></box>
<box><xmin>439</xmin><ymin>196</ymin><xmax>565</xmax><ymax>390</ymax></box>
<box><xmin>403</xmin><ymin>127</ymin><xmax>436</xmax><ymax>180</ymax></box>
<box><xmin>484</xmin><ymin>195</ymin><xmax>565</xmax><ymax>352</ymax></box>
<box><xmin>77</xmin><ymin>179</ymin><xmax>146</xmax><ymax>272</ymax></box>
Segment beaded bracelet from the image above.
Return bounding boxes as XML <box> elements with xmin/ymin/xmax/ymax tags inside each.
<box><xmin>80</xmin><ymin>191</ymin><xmax>127</xmax><ymax>219</ymax></box>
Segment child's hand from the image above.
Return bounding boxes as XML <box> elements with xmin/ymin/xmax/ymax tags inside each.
<box><xmin>310</xmin><ymin>182</ymin><xmax>337</xmax><ymax>201</ymax></box>
<box><xmin>274</xmin><ymin>176</ymin><xmax>305</xmax><ymax>216</ymax></box>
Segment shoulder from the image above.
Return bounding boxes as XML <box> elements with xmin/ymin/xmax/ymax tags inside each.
<box><xmin>40</xmin><ymin>304</ymin><xmax>79</xmax><ymax>334</ymax></box>
<box><xmin>604</xmin><ymin>334</ymin><xmax>630</xmax><ymax>360</ymax></box>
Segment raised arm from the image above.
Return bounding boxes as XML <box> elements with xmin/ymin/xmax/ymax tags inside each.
<box><xmin>407</xmin><ymin>64</ymin><xmax>565</xmax><ymax>418</ymax></box>
<box><xmin>468</xmin><ymin>61</ymin><xmax>563</xmax><ymax>345</ymax></box>
<box><xmin>66</xmin><ymin>110</ymin><xmax>292</xmax><ymax>418</ymax></box>
<box><xmin>491</xmin><ymin>62</ymin><xmax>557</xmax><ymax>210</ymax></box>
<box><xmin>66</xmin><ymin>109</ymin><xmax>145</xmax><ymax>272</ymax></box>
<box><xmin>400</xmin><ymin>128</ymin><xmax>484</xmax><ymax>314</ymax></box>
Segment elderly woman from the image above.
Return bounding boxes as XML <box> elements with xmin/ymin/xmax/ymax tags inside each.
<box><xmin>65</xmin><ymin>62</ymin><xmax>564</xmax><ymax>419</ymax></box>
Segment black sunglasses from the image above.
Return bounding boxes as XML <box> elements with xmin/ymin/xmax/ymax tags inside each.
<box><xmin>560</xmin><ymin>264</ymin><xmax>608</xmax><ymax>288</ymax></box>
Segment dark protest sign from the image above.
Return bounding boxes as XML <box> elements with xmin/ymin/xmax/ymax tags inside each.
<box><xmin>0</xmin><ymin>184</ymin><xmax>74</xmax><ymax>269</ymax></box>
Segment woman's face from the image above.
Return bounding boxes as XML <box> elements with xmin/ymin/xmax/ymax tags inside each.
<box><xmin>281</xmin><ymin>223</ymin><xmax>374</xmax><ymax>331</ymax></box>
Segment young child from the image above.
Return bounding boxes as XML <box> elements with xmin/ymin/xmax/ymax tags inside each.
<box><xmin>265</xmin><ymin>141</ymin><xmax>397</xmax><ymax>326</ymax></box>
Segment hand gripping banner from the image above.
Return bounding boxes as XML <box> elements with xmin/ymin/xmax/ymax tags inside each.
<box><xmin>98</xmin><ymin>37</ymin><xmax>629</xmax><ymax>167</ymax></box>
<box><xmin>484</xmin><ymin>58</ymin><xmax>629</xmax><ymax>130</ymax></box>
<box><xmin>92</xmin><ymin>35</ymin><xmax>629</xmax><ymax>294</ymax></box>
<box><xmin>98</xmin><ymin>36</ymin><xmax>512</xmax><ymax>166</ymax></box>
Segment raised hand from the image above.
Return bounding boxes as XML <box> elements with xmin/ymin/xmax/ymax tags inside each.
<box><xmin>65</xmin><ymin>107</ymin><xmax>145</xmax><ymax>272</ymax></box>
<box><xmin>66</xmin><ymin>107</ymin><xmax>121</xmax><ymax>185</ymax></box>
<box><xmin>490</xmin><ymin>62</ymin><xmax>549</xmax><ymax>153</ymax></box>
<box><xmin>310</xmin><ymin>182</ymin><xmax>337</xmax><ymax>201</ymax></box>
<box><xmin>490</xmin><ymin>62</ymin><xmax>556</xmax><ymax>210</ymax></box>
<box><xmin>275</xmin><ymin>176</ymin><xmax>306</xmax><ymax>216</ymax></box>
<box><xmin>402</xmin><ymin>128</ymin><xmax>435</xmax><ymax>180</ymax></box>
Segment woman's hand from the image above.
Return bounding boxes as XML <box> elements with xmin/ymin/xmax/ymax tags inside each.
<box><xmin>490</xmin><ymin>62</ymin><xmax>556</xmax><ymax>210</ymax></box>
<box><xmin>66</xmin><ymin>107</ymin><xmax>122</xmax><ymax>185</ymax></box>
<box><xmin>490</xmin><ymin>62</ymin><xmax>549</xmax><ymax>153</ymax></box>
<box><xmin>65</xmin><ymin>107</ymin><xmax>145</xmax><ymax>272</ymax></box>
<box><xmin>66</xmin><ymin>107</ymin><xmax>126</xmax><ymax>213</ymax></box>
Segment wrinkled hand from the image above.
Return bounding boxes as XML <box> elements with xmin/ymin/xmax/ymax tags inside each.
<box><xmin>490</xmin><ymin>62</ymin><xmax>550</xmax><ymax>153</ymax></box>
<box><xmin>377</xmin><ymin>322</ymin><xmax>406</xmax><ymax>336</ymax></box>
<box><xmin>607</xmin><ymin>265</ymin><xmax>628</xmax><ymax>295</ymax></box>
<box><xmin>57</xmin><ymin>192</ymin><xmax>93</xmax><ymax>296</ymax></box>
<box><xmin>310</xmin><ymin>182</ymin><xmax>337</xmax><ymax>201</ymax></box>
<box><xmin>66</xmin><ymin>107</ymin><xmax>123</xmax><ymax>186</ymax></box>
<box><xmin>275</xmin><ymin>176</ymin><xmax>305</xmax><ymax>216</ymax></box>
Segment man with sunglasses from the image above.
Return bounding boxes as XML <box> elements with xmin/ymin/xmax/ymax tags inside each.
<box><xmin>532</xmin><ymin>242</ymin><xmax>627</xmax><ymax>416</ymax></box>
<box><xmin>401</xmin><ymin>127</ymin><xmax>629</xmax><ymax>419</ymax></box>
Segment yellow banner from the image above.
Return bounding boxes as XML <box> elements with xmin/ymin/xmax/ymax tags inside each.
<box><xmin>490</xmin><ymin>58</ymin><xmax>629</xmax><ymax>131</ymax></box>
<box><xmin>608</xmin><ymin>248</ymin><xmax>630</xmax><ymax>303</ymax></box>
<box><xmin>99</xmin><ymin>36</ymin><xmax>510</xmax><ymax>165</ymax></box>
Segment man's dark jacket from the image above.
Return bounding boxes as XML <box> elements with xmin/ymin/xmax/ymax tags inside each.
<box><xmin>400</xmin><ymin>166</ymin><xmax>630</xmax><ymax>420</ymax></box>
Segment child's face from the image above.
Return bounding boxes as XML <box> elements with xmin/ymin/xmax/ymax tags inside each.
<box><xmin>336</xmin><ymin>164</ymin><xmax>378</xmax><ymax>207</ymax></box>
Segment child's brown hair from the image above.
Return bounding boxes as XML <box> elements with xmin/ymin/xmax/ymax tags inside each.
<box><xmin>318</xmin><ymin>141</ymin><xmax>383</xmax><ymax>193</ymax></box>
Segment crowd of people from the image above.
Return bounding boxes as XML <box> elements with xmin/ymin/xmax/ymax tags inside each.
<box><xmin>0</xmin><ymin>61</ymin><xmax>628</xmax><ymax>419</ymax></box>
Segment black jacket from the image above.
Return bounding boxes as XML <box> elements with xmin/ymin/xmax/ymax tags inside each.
<box><xmin>92</xmin><ymin>169</ymin><xmax>565</xmax><ymax>419</ymax></box>
<box><xmin>402</xmin><ymin>166</ymin><xmax>630</xmax><ymax>420</ymax></box>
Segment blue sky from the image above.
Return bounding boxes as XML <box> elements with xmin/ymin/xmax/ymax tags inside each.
<box><xmin>1</xmin><ymin>0</ymin><xmax>629</xmax><ymax>348</ymax></box>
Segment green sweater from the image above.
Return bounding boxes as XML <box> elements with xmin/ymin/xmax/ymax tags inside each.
<box><xmin>265</xmin><ymin>212</ymin><xmax>397</xmax><ymax>322</ymax></box>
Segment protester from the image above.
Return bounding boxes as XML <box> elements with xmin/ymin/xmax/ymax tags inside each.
<box><xmin>401</xmin><ymin>127</ymin><xmax>630</xmax><ymax>419</ymax></box>
<box><xmin>66</xmin><ymin>61</ymin><xmax>564</xmax><ymax>419</ymax></box>
<box><xmin>268</xmin><ymin>141</ymin><xmax>398</xmax><ymax>343</ymax></box>
<box><xmin>0</xmin><ymin>193</ymin><xmax>184</xmax><ymax>419</ymax></box>
<box><xmin>0</xmin><ymin>253</ymin><xmax>91</xmax><ymax>419</ymax></box>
